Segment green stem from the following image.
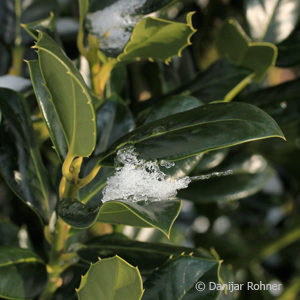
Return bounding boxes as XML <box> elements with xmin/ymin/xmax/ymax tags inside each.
<box><xmin>256</xmin><ymin>226</ymin><xmax>300</xmax><ymax>260</ymax></box>
<box><xmin>9</xmin><ymin>45</ymin><xmax>25</xmax><ymax>76</ymax></box>
<box><xmin>39</xmin><ymin>218</ymin><xmax>70</xmax><ymax>300</ymax></box>
<box><xmin>224</xmin><ymin>73</ymin><xmax>255</xmax><ymax>102</ymax></box>
<box><xmin>9</xmin><ymin>0</ymin><xmax>24</xmax><ymax>76</ymax></box>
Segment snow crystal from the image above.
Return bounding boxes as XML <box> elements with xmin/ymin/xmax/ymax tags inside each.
<box><xmin>101</xmin><ymin>147</ymin><xmax>191</xmax><ymax>203</ymax></box>
<box><xmin>87</xmin><ymin>0</ymin><xmax>147</xmax><ymax>56</ymax></box>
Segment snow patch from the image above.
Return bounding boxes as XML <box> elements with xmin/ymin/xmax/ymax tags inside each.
<box><xmin>101</xmin><ymin>146</ymin><xmax>191</xmax><ymax>203</ymax></box>
<box><xmin>87</xmin><ymin>0</ymin><xmax>147</xmax><ymax>56</ymax></box>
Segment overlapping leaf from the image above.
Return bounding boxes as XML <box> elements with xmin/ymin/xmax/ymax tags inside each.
<box><xmin>0</xmin><ymin>246</ymin><xmax>47</xmax><ymax>299</ymax></box>
<box><xmin>179</xmin><ymin>152</ymin><xmax>274</xmax><ymax>203</ymax></box>
<box><xmin>58</xmin><ymin>197</ymin><xmax>181</xmax><ymax>238</ymax></box>
<box><xmin>216</xmin><ymin>19</ymin><xmax>277</xmax><ymax>81</ymax></box>
<box><xmin>98</xmin><ymin>102</ymin><xmax>285</xmax><ymax>166</ymax></box>
<box><xmin>143</xmin><ymin>255</ymin><xmax>222</xmax><ymax>300</ymax></box>
<box><xmin>35</xmin><ymin>32</ymin><xmax>96</xmax><ymax>157</ymax></box>
<box><xmin>239</xmin><ymin>78</ymin><xmax>300</xmax><ymax>126</ymax></box>
<box><xmin>28</xmin><ymin>60</ymin><xmax>67</xmax><ymax>160</ymax></box>
<box><xmin>118</xmin><ymin>13</ymin><xmax>196</xmax><ymax>63</ymax></box>
<box><xmin>77</xmin><ymin>256</ymin><xmax>143</xmax><ymax>300</ymax></box>
<box><xmin>77</xmin><ymin>234</ymin><xmax>215</xmax><ymax>274</ymax></box>
<box><xmin>0</xmin><ymin>88</ymin><xmax>52</xmax><ymax>222</ymax></box>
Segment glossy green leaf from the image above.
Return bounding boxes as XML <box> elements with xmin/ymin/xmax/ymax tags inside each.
<box><xmin>143</xmin><ymin>94</ymin><xmax>204</xmax><ymax>179</ymax></box>
<box><xmin>99</xmin><ymin>102</ymin><xmax>285</xmax><ymax>166</ymax></box>
<box><xmin>58</xmin><ymin>198</ymin><xmax>100</xmax><ymax>228</ymax></box>
<box><xmin>216</xmin><ymin>19</ymin><xmax>277</xmax><ymax>81</ymax></box>
<box><xmin>240</xmin><ymin>78</ymin><xmax>300</xmax><ymax>126</ymax></box>
<box><xmin>77</xmin><ymin>234</ymin><xmax>214</xmax><ymax>274</ymax></box>
<box><xmin>118</xmin><ymin>13</ymin><xmax>196</xmax><ymax>63</ymax></box>
<box><xmin>192</xmin><ymin>149</ymin><xmax>228</xmax><ymax>174</ymax></box>
<box><xmin>144</xmin><ymin>95</ymin><xmax>202</xmax><ymax>124</ymax></box>
<box><xmin>35</xmin><ymin>32</ymin><xmax>96</xmax><ymax>157</ymax></box>
<box><xmin>0</xmin><ymin>246</ymin><xmax>47</xmax><ymax>299</ymax></box>
<box><xmin>277</xmin><ymin>31</ymin><xmax>300</xmax><ymax>67</ymax></box>
<box><xmin>77</xmin><ymin>256</ymin><xmax>144</xmax><ymax>300</ymax></box>
<box><xmin>28</xmin><ymin>60</ymin><xmax>67</xmax><ymax>160</ymax></box>
<box><xmin>142</xmin><ymin>255</ymin><xmax>221</xmax><ymax>300</ymax></box>
<box><xmin>98</xmin><ymin>199</ymin><xmax>182</xmax><ymax>237</ymax></box>
<box><xmin>22</xmin><ymin>12</ymin><xmax>56</xmax><ymax>40</ymax></box>
<box><xmin>94</xmin><ymin>95</ymin><xmax>135</xmax><ymax>155</ymax></box>
<box><xmin>59</xmin><ymin>197</ymin><xmax>181</xmax><ymax>237</ymax></box>
<box><xmin>0</xmin><ymin>88</ymin><xmax>52</xmax><ymax>222</ymax></box>
<box><xmin>245</xmin><ymin>0</ymin><xmax>300</xmax><ymax>44</ymax></box>
<box><xmin>179</xmin><ymin>152</ymin><xmax>274</xmax><ymax>203</ymax></box>
<box><xmin>161</xmin><ymin>59</ymin><xmax>252</xmax><ymax>104</ymax></box>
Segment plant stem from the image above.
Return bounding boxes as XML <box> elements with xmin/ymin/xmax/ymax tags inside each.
<box><xmin>8</xmin><ymin>45</ymin><xmax>25</xmax><ymax>76</ymax></box>
<box><xmin>9</xmin><ymin>0</ymin><xmax>24</xmax><ymax>76</ymax></box>
<box><xmin>223</xmin><ymin>73</ymin><xmax>255</xmax><ymax>102</ymax></box>
<box><xmin>39</xmin><ymin>218</ymin><xmax>70</xmax><ymax>300</ymax></box>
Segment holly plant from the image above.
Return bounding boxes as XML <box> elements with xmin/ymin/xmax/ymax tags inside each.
<box><xmin>0</xmin><ymin>0</ymin><xmax>299</xmax><ymax>299</ymax></box>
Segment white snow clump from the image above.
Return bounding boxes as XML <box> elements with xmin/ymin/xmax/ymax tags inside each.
<box><xmin>101</xmin><ymin>147</ymin><xmax>191</xmax><ymax>203</ymax></box>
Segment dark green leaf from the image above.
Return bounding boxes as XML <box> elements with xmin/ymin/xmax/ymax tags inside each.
<box><xmin>94</xmin><ymin>95</ymin><xmax>135</xmax><ymax>155</ymax></box>
<box><xmin>192</xmin><ymin>149</ymin><xmax>228</xmax><ymax>174</ymax></box>
<box><xmin>0</xmin><ymin>220</ymin><xmax>19</xmax><ymax>247</ymax></box>
<box><xmin>59</xmin><ymin>196</ymin><xmax>181</xmax><ymax>237</ymax></box>
<box><xmin>239</xmin><ymin>78</ymin><xmax>300</xmax><ymax>126</ymax></box>
<box><xmin>277</xmin><ymin>31</ymin><xmax>300</xmax><ymax>67</ymax></box>
<box><xmin>0</xmin><ymin>246</ymin><xmax>47</xmax><ymax>299</ymax></box>
<box><xmin>77</xmin><ymin>256</ymin><xmax>143</xmax><ymax>300</ymax></box>
<box><xmin>142</xmin><ymin>255</ymin><xmax>220</xmax><ymax>300</ymax></box>
<box><xmin>0</xmin><ymin>43</ymin><xmax>10</xmax><ymax>75</ymax></box>
<box><xmin>144</xmin><ymin>95</ymin><xmax>202</xmax><ymax>124</ymax></box>
<box><xmin>98</xmin><ymin>199</ymin><xmax>182</xmax><ymax>238</ymax></box>
<box><xmin>118</xmin><ymin>13</ymin><xmax>196</xmax><ymax>63</ymax></box>
<box><xmin>99</xmin><ymin>102</ymin><xmax>285</xmax><ymax>165</ymax></box>
<box><xmin>143</xmin><ymin>94</ymin><xmax>204</xmax><ymax>178</ymax></box>
<box><xmin>0</xmin><ymin>88</ymin><xmax>52</xmax><ymax>222</ymax></box>
<box><xmin>179</xmin><ymin>152</ymin><xmax>274</xmax><ymax>203</ymax></box>
<box><xmin>58</xmin><ymin>198</ymin><xmax>100</xmax><ymax>228</ymax></box>
<box><xmin>216</xmin><ymin>19</ymin><xmax>277</xmax><ymax>81</ymax></box>
<box><xmin>245</xmin><ymin>0</ymin><xmax>300</xmax><ymax>43</ymax></box>
<box><xmin>28</xmin><ymin>60</ymin><xmax>67</xmax><ymax>160</ymax></box>
<box><xmin>166</xmin><ymin>59</ymin><xmax>252</xmax><ymax>103</ymax></box>
<box><xmin>35</xmin><ymin>32</ymin><xmax>96</xmax><ymax>157</ymax></box>
<box><xmin>77</xmin><ymin>233</ymin><xmax>214</xmax><ymax>275</ymax></box>
<box><xmin>22</xmin><ymin>12</ymin><xmax>56</xmax><ymax>40</ymax></box>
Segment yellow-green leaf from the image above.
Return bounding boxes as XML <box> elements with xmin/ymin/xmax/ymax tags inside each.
<box><xmin>35</xmin><ymin>32</ymin><xmax>96</xmax><ymax>157</ymax></box>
